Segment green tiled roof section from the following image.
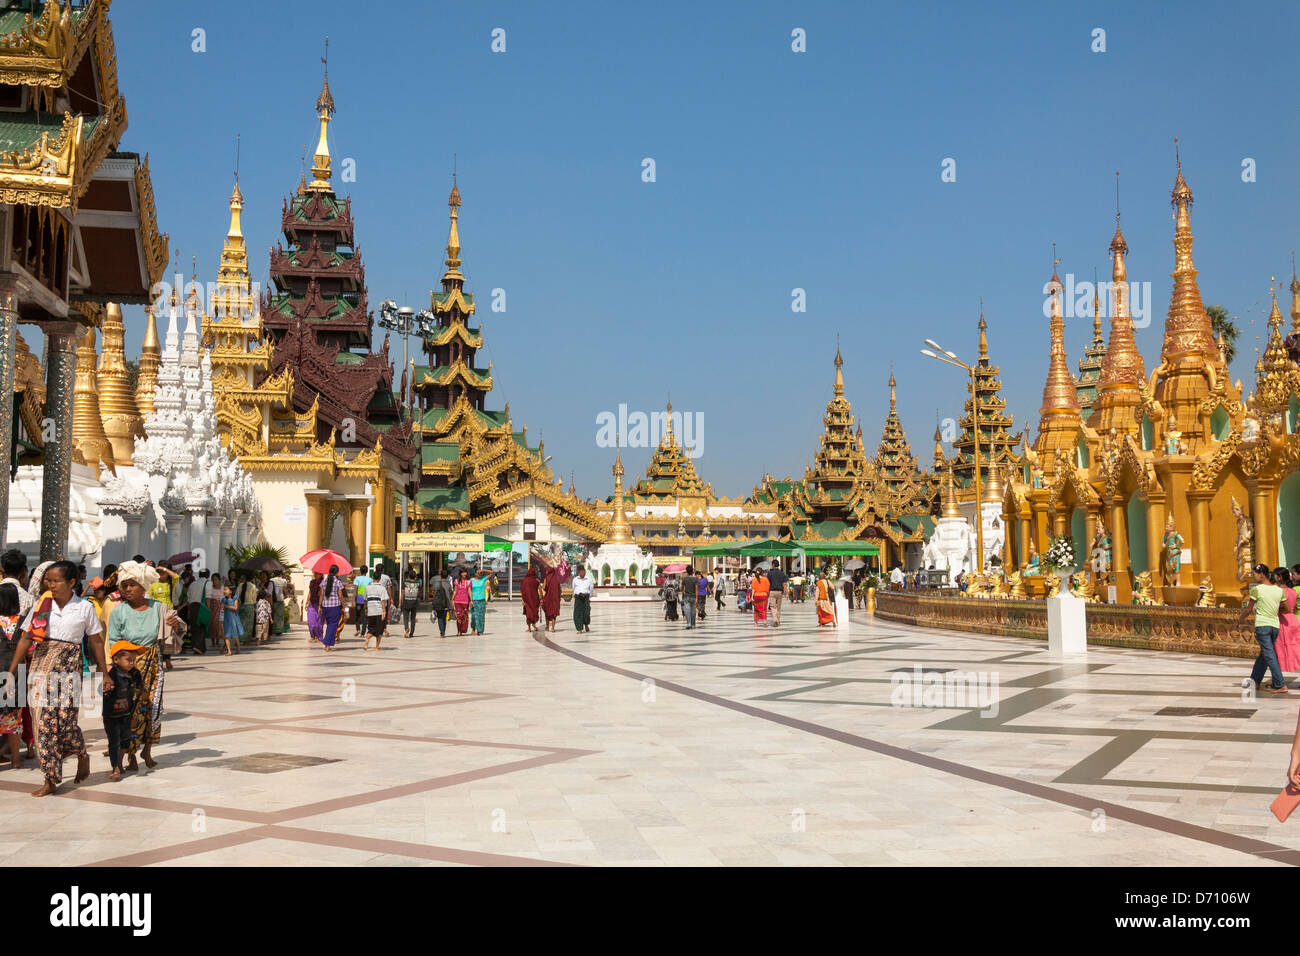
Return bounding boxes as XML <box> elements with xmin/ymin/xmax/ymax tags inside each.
<box><xmin>267</xmin><ymin>292</ymin><xmax>358</xmax><ymax>320</ymax></box>
<box><xmin>0</xmin><ymin>113</ymin><xmax>100</xmax><ymax>154</ymax></box>
<box><xmin>286</xmin><ymin>248</ymin><xmax>356</xmax><ymax>268</ymax></box>
<box><xmin>433</xmin><ymin>291</ymin><xmax>475</xmax><ymax>307</ymax></box>
<box><xmin>422</xmin><ymin>442</ymin><xmax>461</xmax><ymax>464</ymax></box>
<box><xmin>420</xmin><ymin>406</ymin><xmax>449</xmax><ymax>427</ymax></box>
<box><xmin>475</xmin><ymin>408</ymin><xmax>509</xmax><ymax>427</ymax></box>
<box><xmin>0</xmin><ymin>6</ymin><xmax>89</xmax><ymax>37</ymax></box>
<box><xmin>289</xmin><ymin>192</ymin><xmax>343</xmax><ymax>220</ymax></box>
<box><xmin>368</xmin><ymin>390</ymin><xmax>398</xmax><ymax>410</ymax></box>
<box><xmin>809</xmin><ymin>520</ymin><xmax>849</xmax><ymax>537</ymax></box>
<box><xmin>417</xmin><ymin>487</ymin><xmax>468</xmax><ymax>511</ymax></box>
<box><xmin>510</xmin><ymin>431</ymin><xmax>539</xmax><ymax>453</ymax></box>
<box><xmin>414</xmin><ymin>365</ymin><xmax>492</xmax><ymax>386</ymax></box>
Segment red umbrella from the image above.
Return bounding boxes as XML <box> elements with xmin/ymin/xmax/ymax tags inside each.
<box><xmin>299</xmin><ymin>550</ymin><xmax>353</xmax><ymax>575</ymax></box>
<box><xmin>662</xmin><ymin>563</ymin><xmax>688</xmax><ymax>574</ymax></box>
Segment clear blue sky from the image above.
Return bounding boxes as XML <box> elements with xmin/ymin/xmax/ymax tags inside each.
<box><xmin>98</xmin><ymin>0</ymin><xmax>1300</xmax><ymax>499</ymax></box>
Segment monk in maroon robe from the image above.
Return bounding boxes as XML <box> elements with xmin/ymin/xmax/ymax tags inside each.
<box><xmin>520</xmin><ymin>565</ymin><xmax>541</xmax><ymax>632</ymax></box>
<box><xmin>542</xmin><ymin>566</ymin><xmax>562</xmax><ymax>631</ymax></box>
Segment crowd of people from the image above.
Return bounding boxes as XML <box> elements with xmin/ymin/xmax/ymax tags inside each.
<box><xmin>655</xmin><ymin>564</ymin><xmax>842</xmax><ymax>628</ymax></box>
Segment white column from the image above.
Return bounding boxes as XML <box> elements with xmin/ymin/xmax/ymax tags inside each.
<box><xmin>164</xmin><ymin>512</ymin><xmax>183</xmax><ymax>559</ymax></box>
<box><xmin>232</xmin><ymin>510</ymin><xmax>246</xmax><ymax>550</ymax></box>
<box><xmin>123</xmin><ymin>513</ymin><xmax>143</xmax><ymax>561</ymax></box>
<box><xmin>218</xmin><ymin>515</ymin><xmax>234</xmax><ymax>565</ymax></box>
<box><xmin>188</xmin><ymin>510</ymin><xmax>207</xmax><ymax>570</ymax></box>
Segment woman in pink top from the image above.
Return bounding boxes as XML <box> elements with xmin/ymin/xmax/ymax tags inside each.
<box><xmin>1275</xmin><ymin>567</ymin><xmax>1300</xmax><ymax>673</ymax></box>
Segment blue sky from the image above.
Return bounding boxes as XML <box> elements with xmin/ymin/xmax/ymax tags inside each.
<box><xmin>100</xmin><ymin>0</ymin><xmax>1300</xmax><ymax>499</ymax></box>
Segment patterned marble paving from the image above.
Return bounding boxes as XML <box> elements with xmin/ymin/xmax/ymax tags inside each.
<box><xmin>0</xmin><ymin>600</ymin><xmax>1296</xmax><ymax>866</ymax></box>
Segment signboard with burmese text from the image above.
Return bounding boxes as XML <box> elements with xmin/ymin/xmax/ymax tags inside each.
<box><xmin>397</xmin><ymin>532</ymin><xmax>485</xmax><ymax>553</ymax></box>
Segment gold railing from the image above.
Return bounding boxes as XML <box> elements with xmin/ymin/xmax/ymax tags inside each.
<box><xmin>875</xmin><ymin>591</ymin><xmax>1257</xmax><ymax>659</ymax></box>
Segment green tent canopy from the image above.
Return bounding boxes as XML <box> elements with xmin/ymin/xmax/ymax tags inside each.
<box><xmin>482</xmin><ymin>535</ymin><xmax>513</xmax><ymax>552</ymax></box>
<box><xmin>738</xmin><ymin>540</ymin><xmax>805</xmax><ymax>557</ymax></box>
<box><xmin>791</xmin><ymin>540</ymin><xmax>881</xmax><ymax>556</ymax></box>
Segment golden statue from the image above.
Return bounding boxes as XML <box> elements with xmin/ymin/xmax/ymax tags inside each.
<box><xmin>1231</xmin><ymin>497</ymin><xmax>1254</xmax><ymax>583</ymax></box>
<box><xmin>990</xmin><ymin>570</ymin><xmax>1009</xmax><ymax>599</ymax></box>
<box><xmin>1161</xmin><ymin>515</ymin><xmax>1185</xmax><ymax>587</ymax></box>
<box><xmin>1007</xmin><ymin>570</ymin><xmax>1026</xmax><ymax>599</ymax></box>
<box><xmin>1132</xmin><ymin>571</ymin><xmax>1157</xmax><ymax>605</ymax></box>
<box><xmin>1195</xmin><ymin>574</ymin><xmax>1216</xmax><ymax>608</ymax></box>
<box><xmin>1044</xmin><ymin>572</ymin><xmax>1061</xmax><ymax>598</ymax></box>
<box><xmin>1069</xmin><ymin>571</ymin><xmax>1093</xmax><ymax>601</ymax></box>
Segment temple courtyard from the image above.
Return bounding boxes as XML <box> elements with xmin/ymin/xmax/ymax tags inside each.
<box><xmin>1</xmin><ymin>602</ymin><xmax>1297</xmax><ymax>867</ymax></box>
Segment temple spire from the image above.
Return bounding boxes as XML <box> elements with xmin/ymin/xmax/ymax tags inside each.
<box><xmin>833</xmin><ymin>344</ymin><xmax>844</xmax><ymax>397</ymax></box>
<box><xmin>1290</xmin><ymin>255</ymin><xmax>1300</xmax><ymax>335</ymax></box>
<box><xmin>888</xmin><ymin>366</ymin><xmax>897</xmax><ymax>413</ymax></box>
<box><xmin>136</xmin><ymin>302</ymin><xmax>161</xmax><ymax>417</ymax></box>
<box><xmin>941</xmin><ymin>465</ymin><xmax>961</xmax><ymax>518</ymax></box>
<box><xmin>606</xmin><ymin>447</ymin><xmax>634</xmax><ymax>544</ymax></box>
<box><xmin>442</xmin><ymin>174</ymin><xmax>464</xmax><ymax>284</ymax></box>
<box><xmin>1162</xmin><ymin>138</ymin><xmax>1215</xmax><ymax>363</ymax></box>
<box><xmin>97</xmin><ymin>302</ymin><xmax>142</xmax><ymax>464</ymax></box>
<box><xmin>977</xmin><ymin>302</ymin><xmax>988</xmax><ymax>364</ymax></box>
<box><xmin>1091</xmin><ymin>172</ymin><xmax>1146</xmax><ymax>435</ymax></box>
<box><xmin>308</xmin><ymin>38</ymin><xmax>335</xmax><ymax>192</ymax></box>
<box><xmin>72</xmin><ymin>324</ymin><xmax>115</xmax><ymax>473</ymax></box>
<box><xmin>1037</xmin><ymin>251</ymin><xmax>1081</xmax><ymax>434</ymax></box>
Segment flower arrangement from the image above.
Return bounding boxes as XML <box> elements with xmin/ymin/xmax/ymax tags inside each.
<box><xmin>1042</xmin><ymin>535</ymin><xmax>1075</xmax><ymax>575</ymax></box>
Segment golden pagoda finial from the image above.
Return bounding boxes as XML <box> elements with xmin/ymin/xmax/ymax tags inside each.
<box><xmin>932</xmin><ymin>422</ymin><xmax>944</xmax><ymax>469</ymax></box>
<box><xmin>977</xmin><ymin>301</ymin><xmax>988</xmax><ymax>362</ymax></box>
<box><xmin>888</xmin><ymin>365</ymin><xmax>897</xmax><ymax>413</ymax></box>
<box><xmin>1092</xmin><ymin>266</ymin><xmax>1102</xmax><ymax>344</ymax></box>
<box><xmin>607</xmin><ymin>446</ymin><xmax>634</xmax><ymax>544</ymax></box>
<box><xmin>1290</xmin><ymin>253</ymin><xmax>1300</xmax><ymax>335</ymax></box>
<box><xmin>982</xmin><ymin>458</ymin><xmax>1003</xmax><ymax>504</ymax></box>
<box><xmin>97</xmin><ymin>302</ymin><xmax>142</xmax><ymax>464</ymax></box>
<box><xmin>308</xmin><ymin>37</ymin><xmax>335</xmax><ymax>191</ymax></box>
<box><xmin>1038</xmin><ymin>250</ymin><xmax>1080</xmax><ymax>431</ymax></box>
<box><xmin>443</xmin><ymin>174</ymin><xmax>464</xmax><ymax>282</ymax></box>
<box><xmin>941</xmin><ymin>465</ymin><xmax>961</xmax><ymax>518</ymax></box>
<box><xmin>1159</xmin><ymin>142</ymin><xmax>1218</xmax><ymax>372</ymax></box>
<box><xmin>1093</xmin><ymin>177</ymin><xmax>1146</xmax><ymax>433</ymax></box>
<box><xmin>833</xmin><ymin>343</ymin><xmax>844</xmax><ymax>397</ymax></box>
<box><xmin>72</xmin><ymin>324</ymin><xmax>115</xmax><ymax>474</ymax></box>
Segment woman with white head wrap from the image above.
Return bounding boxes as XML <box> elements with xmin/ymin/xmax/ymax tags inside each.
<box><xmin>106</xmin><ymin>560</ymin><xmax>183</xmax><ymax>772</ymax></box>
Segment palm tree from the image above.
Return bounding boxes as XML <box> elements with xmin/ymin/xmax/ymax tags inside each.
<box><xmin>1206</xmin><ymin>304</ymin><xmax>1238</xmax><ymax>364</ymax></box>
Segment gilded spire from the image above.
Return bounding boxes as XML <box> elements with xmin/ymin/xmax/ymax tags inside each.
<box><xmin>888</xmin><ymin>367</ymin><xmax>897</xmax><ymax>413</ymax></box>
<box><xmin>1290</xmin><ymin>259</ymin><xmax>1300</xmax><ymax>336</ymax></box>
<box><xmin>72</xmin><ymin>324</ymin><xmax>115</xmax><ymax>473</ymax></box>
<box><xmin>1161</xmin><ymin>139</ymin><xmax>1216</xmax><ymax>364</ymax></box>
<box><xmin>1092</xmin><ymin>175</ymin><xmax>1146</xmax><ymax>434</ymax></box>
<box><xmin>136</xmin><ymin>302</ymin><xmax>161</xmax><ymax>417</ymax></box>
<box><xmin>977</xmin><ymin>304</ymin><xmax>988</xmax><ymax>363</ymax></box>
<box><xmin>941</xmin><ymin>465</ymin><xmax>961</xmax><ymax>518</ymax></box>
<box><xmin>442</xmin><ymin>175</ymin><xmax>464</xmax><ymax>283</ymax></box>
<box><xmin>833</xmin><ymin>345</ymin><xmax>844</xmax><ymax>397</ymax></box>
<box><xmin>932</xmin><ymin>423</ymin><xmax>944</xmax><ymax>469</ymax></box>
<box><xmin>97</xmin><ymin>302</ymin><xmax>142</xmax><ymax>464</ymax></box>
<box><xmin>982</xmin><ymin>458</ymin><xmax>1003</xmax><ymax>504</ymax></box>
<box><xmin>1037</xmin><ymin>254</ymin><xmax>1082</xmax><ymax>433</ymax></box>
<box><xmin>308</xmin><ymin>39</ymin><xmax>335</xmax><ymax>192</ymax></box>
<box><xmin>607</xmin><ymin>448</ymin><xmax>634</xmax><ymax>544</ymax></box>
<box><xmin>1263</xmin><ymin>278</ymin><xmax>1290</xmax><ymax>377</ymax></box>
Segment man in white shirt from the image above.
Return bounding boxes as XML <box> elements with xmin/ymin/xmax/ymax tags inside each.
<box><xmin>572</xmin><ymin>565</ymin><xmax>594</xmax><ymax>633</ymax></box>
<box><xmin>376</xmin><ymin>567</ymin><xmax>394</xmax><ymax>636</ymax></box>
<box><xmin>363</xmin><ymin>576</ymin><xmax>390</xmax><ymax>651</ymax></box>
<box><xmin>890</xmin><ymin>565</ymin><xmax>905</xmax><ymax>590</ymax></box>
<box><xmin>10</xmin><ymin>560</ymin><xmax>107</xmax><ymax>796</ymax></box>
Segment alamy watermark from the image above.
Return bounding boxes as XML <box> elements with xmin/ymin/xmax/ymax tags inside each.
<box><xmin>890</xmin><ymin>664</ymin><xmax>999</xmax><ymax>717</ymax></box>
<box><xmin>595</xmin><ymin>404</ymin><xmax>703</xmax><ymax>457</ymax></box>
<box><xmin>1044</xmin><ymin>273</ymin><xmax>1151</xmax><ymax>328</ymax></box>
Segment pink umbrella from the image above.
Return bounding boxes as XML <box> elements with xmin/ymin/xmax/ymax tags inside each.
<box><xmin>663</xmin><ymin>563</ymin><xmax>688</xmax><ymax>574</ymax></box>
<box><xmin>299</xmin><ymin>550</ymin><xmax>353</xmax><ymax>575</ymax></box>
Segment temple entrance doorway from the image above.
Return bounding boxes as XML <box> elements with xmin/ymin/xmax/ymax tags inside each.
<box><xmin>1278</xmin><ymin>471</ymin><xmax>1300</xmax><ymax>566</ymax></box>
<box><xmin>1127</xmin><ymin>493</ymin><xmax>1149</xmax><ymax>572</ymax></box>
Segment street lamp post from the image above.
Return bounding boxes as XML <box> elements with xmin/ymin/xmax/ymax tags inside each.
<box><xmin>921</xmin><ymin>339</ymin><xmax>984</xmax><ymax>574</ymax></box>
<box><xmin>379</xmin><ymin>298</ymin><xmax>437</xmax><ymax>587</ymax></box>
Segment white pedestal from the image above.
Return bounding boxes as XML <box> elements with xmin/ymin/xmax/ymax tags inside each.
<box><xmin>833</xmin><ymin>592</ymin><xmax>850</xmax><ymax>636</ymax></box>
<box><xmin>1046</xmin><ymin>593</ymin><xmax>1087</xmax><ymax>655</ymax></box>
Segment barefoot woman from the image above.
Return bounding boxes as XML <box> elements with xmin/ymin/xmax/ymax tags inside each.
<box><xmin>8</xmin><ymin>561</ymin><xmax>107</xmax><ymax>796</ymax></box>
<box><xmin>108</xmin><ymin>561</ymin><xmax>185</xmax><ymax>771</ymax></box>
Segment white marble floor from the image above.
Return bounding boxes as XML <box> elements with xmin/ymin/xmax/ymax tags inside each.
<box><xmin>2</xmin><ymin>599</ymin><xmax>1297</xmax><ymax>866</ymax></box>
